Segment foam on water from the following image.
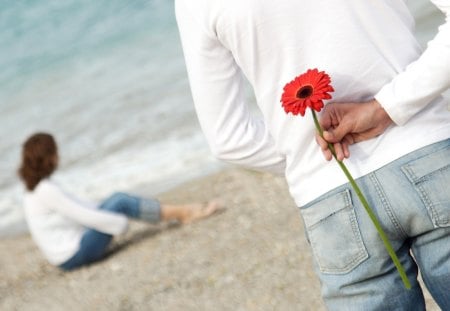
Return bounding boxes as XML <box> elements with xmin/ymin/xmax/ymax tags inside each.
<box><xmin>0</xmin><ymin>0</ymin><xmax>225</xmax><ymax>236</ymax></box>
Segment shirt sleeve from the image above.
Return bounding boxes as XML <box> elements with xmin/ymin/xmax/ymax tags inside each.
<box><xmin>375</xmin><ymin>0</ymin><xmax>450</xmax><ymax>125</ymax></box>
<box><xmin>175</xmin><ymin>1</ymin><xmax>286</xmax><ymax>175</ymax></box>
<box><xmin>38</xmin><ymin>181</ymin><xmax>128</xmax><ymax>235</ymax></box>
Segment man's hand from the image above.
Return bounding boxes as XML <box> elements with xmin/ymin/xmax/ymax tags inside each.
<box><xmin>316</xmin><ymin>99</ymin><xmax>393</xmax><ymax>161</ymax></box>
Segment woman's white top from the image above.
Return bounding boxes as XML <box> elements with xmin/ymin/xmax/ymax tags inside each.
<box><xmin>175</xmin><ymin>0</ymin><xmax>450</xmax><ymax>206</ymax></box>
<box><xmin>24</xmin><ymin>179</ymin><xmax>128</xmax><ymax>265</ymax></box>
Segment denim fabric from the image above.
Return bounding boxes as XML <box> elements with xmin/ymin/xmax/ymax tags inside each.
<box><xmin>60</xmin><ymin>192</ymin><xmax>161</xmax><ymax>271</ymax></box>
<box><xmin>300</xmin><ymin>138</ymin><xmax>450</xmax><ymax>310</ymax></box>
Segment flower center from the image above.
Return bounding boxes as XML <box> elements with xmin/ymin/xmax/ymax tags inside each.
<box><xmin>296</xmin><ymin>85</ymin><xmax>313</xmax><ymax>99</ymax></box>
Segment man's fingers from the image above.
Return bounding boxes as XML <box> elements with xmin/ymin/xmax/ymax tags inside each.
<box><xmin>342</xmin><ymin>134</ymin><xmax>355</xmax><ymax>146</ymax></box>
<box><xmin>315</xmin><ymin>133</ymin><xmax>333</xmax><ymax>161</ymax></box>
<box><xmin>333</xmin><ymin>143</ymin><xmax>345</xmax><ymax>161</ymax></box>
<box><xmin>316</xmin><ymin>133</ymin><xmax>350</xmax><ymax>161</ymax></box>
<box><xmin>322</xmin><ymin>118</ymin><xmax>355</xmax><ymax>143</ymax></box>
<box><xmin>315</xmin><ymin>133</ymin><xmax>328</xmax><ymax>150</ymax></box>
<box><xmin>341</xmin><ymin>141</ymin><xmax>351</xmax><ymax>159</ymax></box>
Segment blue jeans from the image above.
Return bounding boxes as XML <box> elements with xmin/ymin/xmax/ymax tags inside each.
<box><xmin>59</xmin><ymin>192</ymin><xmax>160</xmax><ymax>271</ymax></box>
<box><xmin>300</xmin><ymin>138</ymin><xmax>450</xmax><ymax>310</ymax></box>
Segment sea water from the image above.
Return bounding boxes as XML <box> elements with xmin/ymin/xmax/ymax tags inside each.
<box><xmin>0</xmin><ymin>0</ymin><xmax>446</xmax><ymax>236</ymax></box>
<box><xmin>0</xmin><ymin>0</ymin><xmax>227</xmax><ymax>236</ymax></box>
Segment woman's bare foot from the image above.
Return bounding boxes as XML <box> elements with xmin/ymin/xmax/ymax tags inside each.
<box><xmin>160</xmin><ymin>201</ymin><xmax>224</xmax><ymax>224</ymax></box>
<box><xmin>179</xmin><ymin>201</ymin><xmax>223</xmax><ymax>224</ymax></box>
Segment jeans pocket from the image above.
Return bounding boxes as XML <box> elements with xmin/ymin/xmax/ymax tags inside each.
<box><xmin>401</xmin><ymin>145</ymin><xmax>450</xmax><ymax>227</ymax></box>
<box><xmin>300</xmin><ymin>189</ymin><xmax>368</xmax><ymax>274</ymax></box>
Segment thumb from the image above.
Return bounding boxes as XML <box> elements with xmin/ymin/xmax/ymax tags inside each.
<box><xmin>322</xmin><ymin>120</ymin><xmax>354</xmax><ymax>143</ymax></box>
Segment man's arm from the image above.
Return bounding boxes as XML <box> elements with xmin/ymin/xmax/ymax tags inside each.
<box><xmin>318</xmin><ymin>0</ymin><xmax>450</xmax><ymax>160</ymax></box>
<box><xmin>375</xmin><ymin>0</ymin><xmax>450</xmax><ymax>125</ymax></box>
<box><xmin>175</xmin><ymin>0</ymin><xmax>286</xmax><ymax>175</ymax></box>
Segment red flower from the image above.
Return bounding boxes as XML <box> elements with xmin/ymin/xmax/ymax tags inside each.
<box><xmin>278</xmin><ymin>68</ymin><xmax>411</xmax><ymax>290</ymax></box>
<box><xmin>280</xmin><ymin>68</ymin><xmax>334</xmax><ymax>116</ymax></box>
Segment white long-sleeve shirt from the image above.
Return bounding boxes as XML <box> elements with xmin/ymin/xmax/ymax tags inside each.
<box><xmin>176</xmin><ymin>0</ymin><xmax>450</xmax><ymax>206</ymax></box>
<box><xmin>24</xmin><ymin>179</ymin><xmax>128</xmax><ymax>265</ymax></box>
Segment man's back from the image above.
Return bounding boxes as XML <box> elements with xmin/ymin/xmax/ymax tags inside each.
<box><xmin>176</xmin><ymin>0</ymin><xmax>450</xmax><ymax>205</ymax></box>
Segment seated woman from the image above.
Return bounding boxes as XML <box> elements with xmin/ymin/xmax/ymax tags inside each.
<box><xmin>18</xmin><ymin>132</ymin><xmax>220</xmax><ymax>271</ymax></box>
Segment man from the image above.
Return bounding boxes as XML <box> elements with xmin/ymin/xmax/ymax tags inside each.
<box><xmin>175</xmin><ymin>0</ymin><xmax>450</xmax><ymax>309</ymax></box>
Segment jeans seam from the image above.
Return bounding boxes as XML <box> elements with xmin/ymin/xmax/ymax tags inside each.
<box><xmin>369</xmin><ymin>172</ymin><xmax>407</xmax><ymax>239</ymax></box>
<box><xmin>416</xmin><ymin>182</ymin><xmax>441</xmax><ymax>226</ymax></box>
<box><xmin>402</xmin><ymin>165</ymin><xmax>445</xmax><ymax>227</ymax></box>
<box><xmin>346</xmin><ymin>192</ymin><xmax>368</xmax><ymax>266</ymax></box>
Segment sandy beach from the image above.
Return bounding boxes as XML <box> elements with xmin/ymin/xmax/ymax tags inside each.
<box><xmin>0</xmin><ymin>168</ymin><xmax>440</xmax><ymax>310</ymax></box>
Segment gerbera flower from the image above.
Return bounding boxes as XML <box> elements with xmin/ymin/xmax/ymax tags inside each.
<box><xmin>280</xmin><ymin>68</ymin><xmax>334</xmax><ymax>116</ymax></box>
<box><xmin>278</xmin><ymin>68</ymin><xmax>411</xmax><ymax>290</ymax></box>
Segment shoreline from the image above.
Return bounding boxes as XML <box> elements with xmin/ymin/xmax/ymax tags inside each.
<box><xmin>0</xmin><ymin>168</ymin><xmax>439</xmax><ymax>310</ymax></box>
<box><xmin>0</xmin><ymin>161</ymin><xmax>226</xmax><ymax>239</ymax></box>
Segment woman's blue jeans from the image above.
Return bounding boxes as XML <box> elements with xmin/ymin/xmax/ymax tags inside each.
<box><xmin>300</xmin><ymin>138</ymin><xmax>450</xmax><ymax>310</ymax></box>
<box><xmin>59</xmin><ymin>192</ymin><xmax>160</xmax><ymax>271</ymax></box>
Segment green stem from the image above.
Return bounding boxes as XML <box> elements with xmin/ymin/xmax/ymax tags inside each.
<box><xmin>311</xmin><ymin>110</ymin><xmax>411</xmax><ymax>290</ymax></box>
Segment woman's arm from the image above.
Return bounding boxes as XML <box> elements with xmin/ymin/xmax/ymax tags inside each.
<box><xmin>38</xmin><ymin>181</ymin><xmax>128</xmax><ymax>235</ymax></box>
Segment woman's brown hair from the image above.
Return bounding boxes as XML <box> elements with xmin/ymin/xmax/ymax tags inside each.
<box><xmin>18</xmin><ymin>133</ymin><xmax>58</xmax><ymax>191</ymax></box>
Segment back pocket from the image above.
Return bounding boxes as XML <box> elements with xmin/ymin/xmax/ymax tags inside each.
<box><xmin>401</xmin><ymin>146</ymin><xmax>450</xmax><ymax>227</ymax></box>
<box><xmin>300</xmin><ymin>189</ymin><xmax>368</xmax><ymax>274</ymax></box>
